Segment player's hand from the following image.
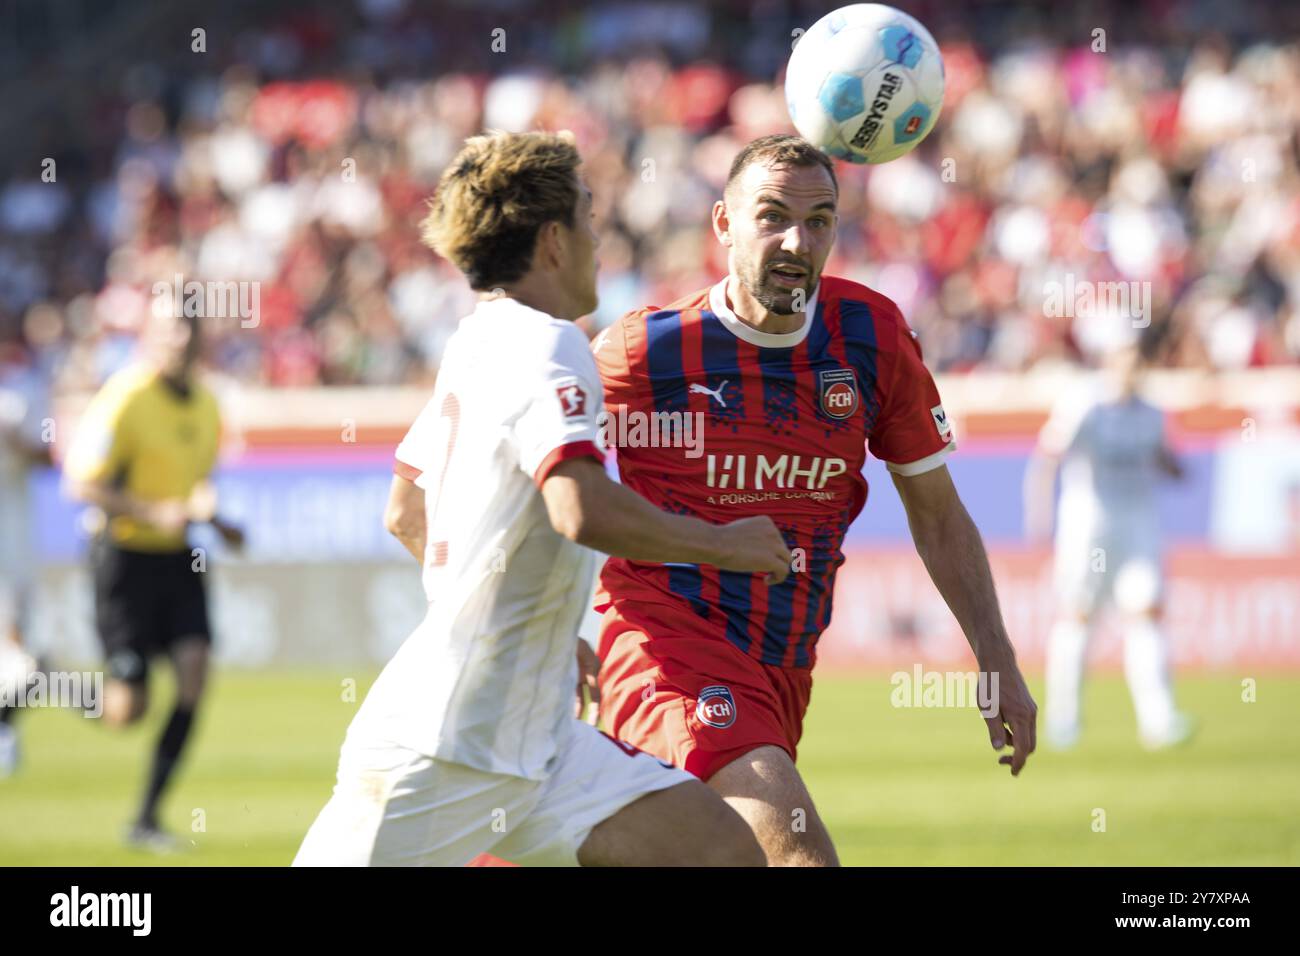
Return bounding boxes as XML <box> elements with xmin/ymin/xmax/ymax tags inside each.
<box><xmin>980</xmin><ymin>647</ymin><xmax>1037</xmax><ymax>776</ymax></box>
<box><xmin>187</xmin><ymin>482</ymin><xmax>219</xmax><ymax>523</ymax></box>
<box><xmin>715</xmin><ymin>516</ymin><xmax>792</xmax><ymax>585</ymax></box>
<box><xmin>213</xmin><ymin>518</ymin><xmax>246</xmax><ymax>553</ymax></box>
<box><xmin>144</xmin><ymin>498</ymin><xmax>191</xmax><ymax>536</ymax></box>
<box><xmin>574</xmin><ymin>640</ymin><xmax>601</xmax><ymax>725</ymax></box>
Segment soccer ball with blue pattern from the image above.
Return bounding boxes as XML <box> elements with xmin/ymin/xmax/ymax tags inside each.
<box><xmin>785</xmin><ymin>4</ymin><xmax>944</xmax><ymax>164</ymax></box>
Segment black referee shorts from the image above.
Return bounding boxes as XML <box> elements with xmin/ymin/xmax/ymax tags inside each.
<box><xmin>92</xmin><ymin>539</ymin><xmax>212</xmax><ymax>685</ymax></box>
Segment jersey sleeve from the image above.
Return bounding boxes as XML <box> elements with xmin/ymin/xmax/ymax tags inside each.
<box><xmin>515</xmin><ymin>322</ymin><xmax>606</xmax><ymax>487</ymax></box>
<box><xmin>867</xmin><ymin>316</ymin><xmax>956</xmax><ymax>476</ymax></box>
<box><xmin>591</xmin><ymin>310</ymin><xmax>644</xmax><ymax>417</ymax></box>
<box><xmin>1038</xmin><ymin>381</ymin><xmax>1094</xmax><ymax>458</ymax></box>
<box><xmin>393</xmin><ymin>392</ymin><xmax>445</xmax><ymax>487</ymax></box>
<box><xmin>64</xmin><ymin>383</ymin><xmax>134</xmax><ymax>484</ymax></box>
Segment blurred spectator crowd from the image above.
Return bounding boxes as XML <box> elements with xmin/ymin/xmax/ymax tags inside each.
<box><xmin>0</xmin><ymin>0</ymin><xmax>1297</xmax><ymax>395</ymax></box>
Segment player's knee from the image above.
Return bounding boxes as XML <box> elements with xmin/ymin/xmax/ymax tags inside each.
<box><xmin>752</xmin><ymin>805</ymin><xmax>838</xmax><ymax>867</ymax></box>
<box><xmin>699</xmin><ymin>800</ymin><xmax>766</xmax><ymax>866</ymax></box>
<box><xmin>104</xmin><ymin>686</ymin><xmax>147</xmax><ymax>726</ymax></box>
<box><xmin>173</xmin><ymin>639</ymin><xmax>209</xmax><ymax>706</ymax></box>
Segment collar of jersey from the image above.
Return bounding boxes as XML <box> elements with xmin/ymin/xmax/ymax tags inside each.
<box><xmin>708</xmin><ymin>277</ymin><xmax>818</xmax><ymax>349</ymax></box>
<box><xmin>474</xmin><ymin>296</ymin><xmax>553</xmax><ymax>322</ymax></box>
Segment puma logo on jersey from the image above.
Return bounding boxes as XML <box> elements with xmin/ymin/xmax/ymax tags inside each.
<box><xmin>556</xmin><ymin>383</ymin><xmax>588</xmax><ymax>419</ymax></box>
<box><xmin>592</xmin><ymin>328</ymin><xmax>613</xmax><ymax>353</ymax></box>
<box><xmin>690</xmin><ymin>380</ymin><xmax>728</xmax><ymax>407</ymax></box>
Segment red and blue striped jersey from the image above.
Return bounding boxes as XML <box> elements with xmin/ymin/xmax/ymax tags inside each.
<box><xmin>593</xmin><ymin>274</ymin><xmax>955</xmax><ymax>669</ymax></box>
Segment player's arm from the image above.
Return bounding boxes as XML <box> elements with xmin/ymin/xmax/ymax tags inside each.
<box><xmin>191</xmin><ymin>401</ymin><xmax>245</xmax><ymax>550</ymax></box>
<box><xmin>1022</xmin><ymin>445</ymin><xmax>1061</xmax><ymax>543</ymax></box>
<box><xmin>64</xmin><ymin>477</ymin><xmax>190</xmax><ymax>534</ymax></box>
<box><xmin>383</xmin><ymin>473</ymin><xmax>426</xmax><ymax>563</ymax></box>
<box><xmin>892</xmin><ymin>465</ymin><xmax>1037</xmax><ymax>775</ymax></box>
<box><xmin>867</xmin><ymin>310</ymin><xmax>1034</xmax><ymax>773</ymax></box>
<box><xmin>1025</xmin><ymin>390</ymin><xmax>1091</xmax><ymax>541</ymax></box>
<box><xmin>63</xmin><ymin>391</ymin><xmax>189</xmax><ymax>535</ymax></box>
<box><xmin>540</xmin><ymin>457</ymin><xmax>790</xmax><ymax>582</ymax></box>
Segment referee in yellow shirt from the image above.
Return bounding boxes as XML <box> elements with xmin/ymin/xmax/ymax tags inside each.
<box><xmin>65</xmin><ymin>308</ymin><xmax>243</xmax><ymax>851</ymax></box>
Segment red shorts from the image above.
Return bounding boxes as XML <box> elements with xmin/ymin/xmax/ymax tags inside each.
<box><xmin>597</xmin><ymin>614</ymin><xmax>814</xmax><ymax>781</ymax></box>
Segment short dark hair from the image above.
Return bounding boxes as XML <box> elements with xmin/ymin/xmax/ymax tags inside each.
<box><xmin>421</xmin><ymin>131</ymin><xmax>581</xmax><ymax>291</ymax></box>
<box><xmin>724</xmin><ymin>134</ymin><xmax>838</xmax><ymax>200</ymax></box>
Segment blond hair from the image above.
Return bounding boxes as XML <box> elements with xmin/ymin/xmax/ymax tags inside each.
<box><xmin>421</xmin><ymin>130</ymin><xmax>581</xmax><ymax>290</ymax></box>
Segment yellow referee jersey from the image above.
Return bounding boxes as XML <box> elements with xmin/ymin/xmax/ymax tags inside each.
<box><xmin>65</xmin><ymin>364</ymin><xmax>221</xmax><ymax>551</ymax></box>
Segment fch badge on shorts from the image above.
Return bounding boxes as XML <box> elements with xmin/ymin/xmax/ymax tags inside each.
<box><xmin>695</xmin><ymin>685</ymin><xmax>737</xmax><ymax>729</ymax></box>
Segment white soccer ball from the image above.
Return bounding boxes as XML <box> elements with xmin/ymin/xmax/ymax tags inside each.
<box><xmin>785</xmin><ymin>3</ymin><xmax>945</xmax><ymax>164</ymax></box>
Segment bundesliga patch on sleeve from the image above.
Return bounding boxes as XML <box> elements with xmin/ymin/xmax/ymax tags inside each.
<box><xmin>555</xmin><ymin>381</ymin><xmax>589</xmax><ymax>420</ymax></box>
<box><xmin>930</xmin><ymin>404</ymin><xmax>953</xmax><ymax>442</ymax></box>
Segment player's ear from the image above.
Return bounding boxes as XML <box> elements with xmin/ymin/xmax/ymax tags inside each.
<box><xmin>536</xmin><ymin>220</ymin><xmax>564</xmax><ymax>270</ymax></box>
<box><xmin>711</xmin><ymin>199</ymin><xmax>732</xmax><ymax>247</ymax></box>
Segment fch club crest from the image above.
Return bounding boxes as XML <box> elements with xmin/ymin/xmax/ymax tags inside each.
<box><xmin>696</xmin><ymin>685</ymin><xmax>737</xmax><ymax>729</ymax></box>
<box><xmin>818</xmin><ymin>368</ymin><xmax>860</xmax><ymax>420</ymax></box>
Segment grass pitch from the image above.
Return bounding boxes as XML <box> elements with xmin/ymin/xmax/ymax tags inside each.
<box><xmin>2</xmin><ymin>669</ymin><xmax>1297</xmax><ymax>865</ymax></box>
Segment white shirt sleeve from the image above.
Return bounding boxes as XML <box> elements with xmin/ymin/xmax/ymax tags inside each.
<box><xmin>1038</xmin><ymin>382</ymin><xmax>1094</xmax><ymax>458</ymax></box>
<box><xmin>513</xmin><ymin>322</ymin><xmax>606</xmax><ymax>486</ymax></box>
<box><xmin>394</xmin><ymin>392</ymin><xmax>450</xmax><ymax>488</ymax></box>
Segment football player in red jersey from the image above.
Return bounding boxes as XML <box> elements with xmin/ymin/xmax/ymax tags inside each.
<box><xmin>591</xmin><ymin>135</ymin><xmax>1038</xmax><ymax>866</ymax></box>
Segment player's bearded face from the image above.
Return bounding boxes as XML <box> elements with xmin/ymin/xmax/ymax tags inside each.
<box><xmin>730</xmin><ymin>164</ymin><xmax>837</xmax><ymax>316</ymax></box>
<box><xmin>737</xmin><ymin>246</ymin><xmax>816</xmax><ymax>316</ymax></box>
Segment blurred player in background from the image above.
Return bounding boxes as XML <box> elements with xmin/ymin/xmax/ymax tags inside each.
<box><xmin>1025</xmin><ymin>336</ymin><xmax>1194</xmax><ymax>750</ymax></box>
<box><xmin>294</xmin><ymin>131</ymin><xmax>786</xmax><ymax>867</ymax></box>
<box><xmin>63</xmin><ymin>308</ymin><xmax>244</xmax><ymax>849</ymax></box>
<box><xmin>591</xmin><ymin>135</ymin><xmax>1038</xmax><ymax>866</ymax></box>
<box><xmin>0</xmin><ymin>333</ymin><xmax>52</xmax><ymax>777</ymax></box>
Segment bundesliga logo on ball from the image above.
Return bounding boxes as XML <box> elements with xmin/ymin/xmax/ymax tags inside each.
<box><xmin>785</xmin><ymin>3</ymin><xmax>945</xmax><ymax>165</ymax></box>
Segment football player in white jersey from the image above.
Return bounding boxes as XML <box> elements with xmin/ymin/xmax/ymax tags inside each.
<box><xmin>1025</xmin><ymin>339</ymin><xmax>1194</xmax><ymax>750</ymax></box>
<box><xmin>294</xmin><ymin>131</ymin><xmax>790</xmax><ymax>867</ymax></box>
<box><xmin>0</xmin><ymin>336</ymin><xmax>52</xmax><ymax>777</ymax></box>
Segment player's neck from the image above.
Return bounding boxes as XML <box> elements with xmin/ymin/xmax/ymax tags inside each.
<box><xmin>149</xmin><ymin>363</ymin><xmax>193</xmax><ymax>398</ymax></box>
<box><xmin>725</xmin><ymin>275</ymin><xmax>807</xmax><ymax>336</ymax></box>
<box><xmin>479</xmin><ymin>279</ymin><xmax>577</xmax><ymax>322</ymax></box>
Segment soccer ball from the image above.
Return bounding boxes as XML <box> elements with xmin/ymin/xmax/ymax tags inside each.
<box><xmin>785</xmin><ymin>3</ymin><xmax>945</xmax><ymax>164</ymax></box>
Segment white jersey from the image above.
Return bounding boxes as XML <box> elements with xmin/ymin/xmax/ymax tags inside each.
<box><xmin>0</xmin><ymin>361</ymin><xmax>49</xmax><ymax>589</ymax></box>
<box><xmin>347</xmin><ymin>297</ymin><xmax>605</xmax><ymax>780</ymax></box>
<box><xmin>1040</xmin><ymin>380</ymin><xmax>1167</xmax><ymax>535</ymax></box>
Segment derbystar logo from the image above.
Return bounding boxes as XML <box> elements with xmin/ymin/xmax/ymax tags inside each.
<box><xmin>849</xmin><ymin>72</ymin><xmax>903</xmax><ymax>150</ymax></box>
<box><xmin>705</xmin><ymin>453</ymin><xmax>847</xmax><ymax>490</ymax></box>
